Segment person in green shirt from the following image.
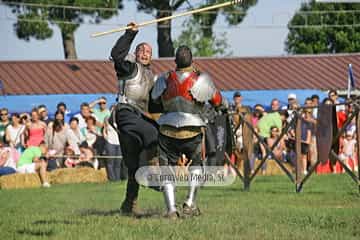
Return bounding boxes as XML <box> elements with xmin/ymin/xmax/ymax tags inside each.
<box><xmin>17</xmin><ymin>141</ymin><xmax>50</xmax><ymax>187</ymax></box>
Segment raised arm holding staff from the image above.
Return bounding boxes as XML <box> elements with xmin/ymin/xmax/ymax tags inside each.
<box><xmin>109</xmin><ymin>22</ymin><xmax>159</xmax><ymax>216</ymax></box>
<box><xmin>91</xmin><ymin>0</ymin><xmax>243</xmax><ymax>38</ymax></box>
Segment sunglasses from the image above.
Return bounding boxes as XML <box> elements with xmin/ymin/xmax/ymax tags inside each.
<box><xmin>1</xmin><ymin>113</ymin><xmax>8</xmax><ymax>116</ymax></box>
<box><xmin>99</xmin><ymin>102</ymin><xmax>107</xmax><ymax>105</ymax></box>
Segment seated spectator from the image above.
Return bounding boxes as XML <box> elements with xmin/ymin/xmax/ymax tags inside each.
<box><xmin>266</xmin><ymin>126</ymin><xmax>286</xmax><ymax>162</ymax></box>
<box><xmin>81</xmin><ymin>116</ymin><xmax>100</xmax><ymax>148</ymax></box>
<box><xmin>20</xmin><ymin>113</ymin><xmax>31</xmax><ymax>126</ymax></box>
<box><xmin>45</xmin><ymin>119</ymin><xmax>69</xmax><ymax>168</ymax></box>
<box><xmin>74</xmin><ymin>102</ymin><xmax>97</xmax><ymax>129</ymax></box>
<box><xmin>0</xmin><ymin>108</ymin><xmax>10</xmax><ymax>146</ymax></box>
<box><xmin>0</xmin><ymin>147</ymin><xmax>19</xmax><ymax>176</ymax></box>
<box><xmin>56</xmin><ymin>102</ymin><xmax>71</xmax><ymax>124</ymax></box>
<box><xmin>16</xmin><ymin>141</ymin><xmax>50</xmax><ymax>187</ymax></box>
<box><xmin>38</xmin><ymin>105</ymin><xmax>52</xmax><ymax>125</ymax></box>
<box><xmin>64</xmin><ymin>145</ymin><xmax>78</xmax><ymax>168</ymax></box>
<box><xmin>51</xmin><ymin>110</ymin><xmax>68</xmax><ymax>129</ymax></box>
<box><xmin>5</xmin><ymin>113</ymin><xmax>26</xmax><ymax>153</ymax></box>
<box><xmin>66</xmin><ymin>117</ymin><xmax>84</xmax><ymax>155</ymax></box>
<box><xmin>25</xmin><ymin>108</ymin><xmax>47</xmax><ymax>147</ymax></box>
<box><xmin>65</xmin><ymin>142</ymin><xmax>98</xmax><ymax>169</ymax></box>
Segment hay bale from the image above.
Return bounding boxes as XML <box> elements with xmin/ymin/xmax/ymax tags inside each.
<box><xmin>0</xmin><ymin>173</ymin><xmax>42</xmax><ymax>189</ymax></box>
<box><xmin>50</xmin><ymin>167</ymin><xmax>108</xmax><ymax>184</ymax></box>
<box><xmin>0</xmin><ymin>168</ymin><xmax>108</xmax><ymax>189</ymax></box>
<box><xmin>237</xmin><ymin>159</ymin><xmax>294</xmax><ymax>176</ymax></box>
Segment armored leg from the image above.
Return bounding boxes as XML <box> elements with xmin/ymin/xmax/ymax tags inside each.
<box><xmin>162</xmin><ymin>181</ymin><xmax>178</xmax><ymax>219</ymax></box>
<box><xmin>183</xmin><ymin>167</ymin><xmax>202</xmax><ymax>217</ymax></box>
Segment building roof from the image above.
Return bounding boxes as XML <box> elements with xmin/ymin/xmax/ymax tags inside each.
<box><xmin>0</xmin><ymin>53</ymin><xmax>359</xmax><ymax>95</ymax></box>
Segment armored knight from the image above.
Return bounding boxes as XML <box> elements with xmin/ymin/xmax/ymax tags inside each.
<box><xmin>151</xmin><ymin>46</ymin><xmax>223</xmax><ymax>218</ymax></box>
<box><xmin>110</xmin><ymin>22</ymin><xmax>159</xmax><ymax>215</ymax></box>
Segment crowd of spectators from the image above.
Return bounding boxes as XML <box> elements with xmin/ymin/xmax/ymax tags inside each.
<box><xmin>0</xmin><ymin>90</ymin><xmax>359</xmax><ymax>188</ymax></box>
<box><xmin>231</xmin><ymin>90</ymin><xmax>359</xmax><ymax>175</ymax></box>
<box><xmin>0</xmin><ymin>97</ymin><xmax>127</xmax><ymax>187</ymax></box>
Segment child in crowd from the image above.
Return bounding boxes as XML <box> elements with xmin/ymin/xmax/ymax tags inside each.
<box><xmin>339</xmin><ymin>131</ymin><xmax>358</xmax><ymax>172</ymax></box>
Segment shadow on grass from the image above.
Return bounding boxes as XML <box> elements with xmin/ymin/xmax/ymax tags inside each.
<box><xmin>77</xmin><ymin>208</ymin><xmax>163</xmax><ymax>219</ymax></box>
<box><xmin>17</xmin><ymin>229</ymin><xmax>55</xmax><ymax>237</ymax></box>
<box><xmin>33</xmin><ymin>220</ymin><xmax>80</xmax><ymax>225</ymax></box>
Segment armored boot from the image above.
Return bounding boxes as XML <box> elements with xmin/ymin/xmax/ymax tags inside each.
<box><xmin>120</xmin><ymin>169</ymin><xmax>142</xmax><ymax>216</ymax></box>
<box><xmin>163</xmin><ymin>182</ymin><xmax>179</xmax><ymax>219</ymax></box>
<box><xmin>182</xmin><ymin>167</ymin><xmax>202</xmax><ymax>217</ymax></box>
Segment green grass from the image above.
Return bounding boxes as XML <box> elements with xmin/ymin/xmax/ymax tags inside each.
<box><xmin>1</xmin><ymin>174</ymin><xmax>360</xmax><ymax>240</ymax></box>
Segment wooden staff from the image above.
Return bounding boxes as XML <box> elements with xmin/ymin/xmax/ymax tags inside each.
<box><xmin>91</xmin><ymin>0</ymin><xmax>243</xmax><ymax>38</ymax></box>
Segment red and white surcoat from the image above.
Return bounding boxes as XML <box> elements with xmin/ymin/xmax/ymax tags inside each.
<box><xmin>151</xmin><ymin>69</ymin><xmax>222</xmax><ymax>129</ymax></box>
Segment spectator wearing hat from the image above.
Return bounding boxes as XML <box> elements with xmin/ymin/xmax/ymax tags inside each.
<box><xmin>282</xmin><ymin>93</ymin><xmax>299</xmax><ymax>123</ymax></box>
<box><xmin>231</xmin><ymin>91</ymin><xmax>243</xmax><ymax>111</ymax></box>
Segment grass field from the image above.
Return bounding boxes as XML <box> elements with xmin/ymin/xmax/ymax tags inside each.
<box><xmin>1</xmin><ymin>174</ymin><xmax>360</xmax><ymax>240</ymax></box>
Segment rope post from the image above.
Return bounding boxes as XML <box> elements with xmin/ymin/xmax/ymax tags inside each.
<box><xmin>295</xmin><ymin>113</ymin><xmax>303</xmax><ymax>193</ymax></box>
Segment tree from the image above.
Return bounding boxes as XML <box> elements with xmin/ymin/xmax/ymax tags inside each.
<box><xmin>174</xmin><ymin>18</ymin><xmax>232</xmax><ymax>57</ymax></box>
<box><xmin>286</xmin><ymin>0</ymin><xmax>360</xmax><ymax>54</ymax></box>
<box><xmin>136</xmin><ymin>0</ymin><xmax>186</xmax><ymax>58</ymax></box>
<box><xmin>191</xmin><ymin>0</ymin><xmax>257</xmax><ymax>38</ymax></box>
<box><xmin>136</xmin><ymin>0</ymin><xmax>257</xmax><ymax>58</ymax></box>
<box><xmin>7</xmin><ymin>0</ymin><xmax>122</xmax><ymax>59</ymax></box>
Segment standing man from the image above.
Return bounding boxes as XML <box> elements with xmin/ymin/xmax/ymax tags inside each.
<box><xmin>110</xmin><ymin>22</ymin><xmax>159</xmax><ymax>215</ymax></box>
<box><xmin>152</xmin><ymin>46</ymin><xmax>224</xmax><ymax>218</ymax></box>
<box><xmin>231</xmin><ymin>91</ymin><xmax>243</xmax><ymax>111</ymax></box>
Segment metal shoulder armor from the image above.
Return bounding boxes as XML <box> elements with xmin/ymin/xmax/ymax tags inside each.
<box><xmin>190</xmin><ymin>72</ymin><xmax>217</xmax><ymax>103</ymax></box>
<box><xmin>151</xmin><ymin>72</ymin><xmax>168</xmax><ymax>100</ymax></box>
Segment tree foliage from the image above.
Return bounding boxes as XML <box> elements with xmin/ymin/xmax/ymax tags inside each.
<box><xmin>191</xmin><ymin>0</ymin><xmax>257</xmax><ymax>38</ymax></box>
<box><xmin>174</xmin><ymin>18</ymin><xmax>232</xmax><ymax>57</ymax></box>
<box><xmin>136</xmin><ymin>0</ymin><xmax>257</xmax><ymax>57</ymax></box>
<box><xmin>136</xmin><ymin>0</ymin><xmax>186</xmax><ymax>57</ymax></box>
<box><xmin>7</xmin><ymin>0</ymin><xmax>121</xmax><ymax>59</ymax></box>
<box><xmin>286</xmin><ymin>0</ymin><xmax>360</xmax><ymax>54</ymax></box>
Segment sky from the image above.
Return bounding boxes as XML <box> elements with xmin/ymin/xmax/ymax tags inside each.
<box><xmin>0</xmin><ymin>0</ymin><xmax>307</xmax><ymax>60</ymax></box>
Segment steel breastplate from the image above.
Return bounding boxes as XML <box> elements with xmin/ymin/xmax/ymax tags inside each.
<box><xmin>118</xmin><ymin>63</ymin><xmax>154</xmax><ymax>112</ymax></box>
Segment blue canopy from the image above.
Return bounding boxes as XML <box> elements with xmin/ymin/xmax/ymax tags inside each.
<box><xmin>0</xmin><ymin>89</ymin><xmax>328</xmax><ymax>117</ymax></box>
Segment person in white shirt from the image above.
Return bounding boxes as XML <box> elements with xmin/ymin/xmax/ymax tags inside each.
<box><xmin>103</xmin><ymin>115</ymin><xmax>126</xmax><ymax>181</ymax></box>
<box><xmin>73</xmin><ymin>102</ymin><xmax>98</xmax><ymax>130</ymax></box>
<box><xmin>5</xmin><ymin>113</ymin><xmax>25</xmax><ymax>153</ymax></box>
